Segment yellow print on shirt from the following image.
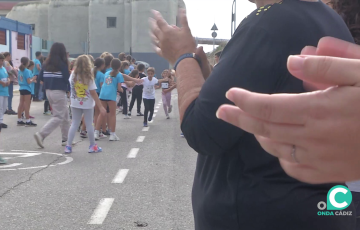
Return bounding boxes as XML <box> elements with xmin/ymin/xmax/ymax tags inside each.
<box><xmin>75</xmin><ymin>81</ymin><xmax>88</xmax><ymax>98</ymax></box>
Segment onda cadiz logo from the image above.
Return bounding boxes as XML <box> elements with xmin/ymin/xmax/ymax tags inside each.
<box><xmin>317</xmin><ymin>185</ymin><xmax>353</xmax><ymax>216</ymax></box>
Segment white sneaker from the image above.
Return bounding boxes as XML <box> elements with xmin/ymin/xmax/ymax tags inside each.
<box><xmin>34</xmin><ymin>132</ymin><xmax>44</xmax><ymax>148</ymax></box>
<box><xmin>99</xmin><ymin>132</ymin><xmax>107</xmax><ymax>139</ymax></box>
<box><xmin>124</xmin><ymin>115</ymin><xmax>131</xmax><ymax>119</ymax></box>
<box><xmin>94</xmin><ymin>130</ymin><xmax>100</xmax><ymax>140</ymax></box>
<box><xmin>109</xmin><ymin>133</ymin><xmax>120</xmax><ymax>141</ymax></box>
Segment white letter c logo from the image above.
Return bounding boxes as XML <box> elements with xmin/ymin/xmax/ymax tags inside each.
<box><xmin>329</xmin><ymin>187</ymin><xmax>348</xmax><ymax>209</ymax></box>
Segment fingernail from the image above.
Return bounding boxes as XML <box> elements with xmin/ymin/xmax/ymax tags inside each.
<box><xmin>288</xmin><ymin>55</ymin><xmax>306</xmax><ymax>71</ymax></box>
<box><xmin>216</xmin><ymin>108</ymin><xmax>226</xmax><ymax>120</ymax></box>
<box><xmin>225</xmin><ymin>89</ymin><xmax>233</xmax><ymax>101</ymax></box>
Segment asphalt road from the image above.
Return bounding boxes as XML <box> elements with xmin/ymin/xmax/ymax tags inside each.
<box><xmin>0</xmin><ymin>90</ymin><xmax>197</xmax><ymax>230</ymax></box>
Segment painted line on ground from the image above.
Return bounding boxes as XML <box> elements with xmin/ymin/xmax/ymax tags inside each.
<box><xmin>153</xmin><ymin>114</ymin><xmax>157</xmax><ymax>118</ymax></box>
<box><xmin>127</xmin><ymin>148</ymin><xmax>139</xmax><ymax>158</ymax></box>
<box><xmin>149</xmin><ymin>120</ymin><xmax>153</xmax><ymax>123</ymax></box>
<box><xmin>88</xmin><ymin>198</ymin><xmax>114</xmax><ymax>225</ymax></box>
<box><xmin>136</xmin><ymin>136</ymin><xmax>145</xmax><ymax>142</ymax></box>
<box><xmin>142</xmin><ymin>127</ymin><xmax>150</xmax><ymax>131</ymax></box>
<box><xmin>154</xmin><ymin>110</ymin><xmax>158</xmax><ymax>113</ymax></box>
<box><xmin>112</xmin><ymin>169</ymin><xmax>129</xmax><ymax>183</ymax></box>
<box><xmin>155</xmin><ymin>106</ymin><xmax>160</xmax><ymax>109</ymax></box>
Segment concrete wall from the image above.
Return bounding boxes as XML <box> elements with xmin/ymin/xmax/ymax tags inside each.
<box><xmin>6</xmin><ymin>2</ymin><xmax>40</xmax><ymax>35</ymax></box>
<box><xmin>32</xmin><ymin>36</ymin><xmax>41</xmax><ymax>59</ymax></box>
<box><xmin>48</xmin><ymin>0</ymin><xmax>89</xmax><ymax>55</ymax></box>
<box><xmin>0</xmin><ymin>30</ymin><xmax>10</xmax><ymax>53</ymax></box>
<box><xmin>89</xmin><ymin>0</ymin><xmax>125</xmax><ymax>54</ymax></box>
<box><xmin>11</xmin><ymin>32</ymin><xmax>31</xmax><ymax>67</ymax></box>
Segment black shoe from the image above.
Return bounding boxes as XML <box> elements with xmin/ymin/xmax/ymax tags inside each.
<box><xmin>148</xmin><ymin>117</ymin><xmax>153</xmax><ymax>122</ymax></box>
<box><xmin>1</xmin><ymin>123</ymin><xmax>7</xmax><ymax>128</ymax></box>
<box><xmin>25</xmin><ymin>121</ymin><xmax>37</xmax><ymax>127</ymax></box>
<box><xmin>128</xmin><ymin>112</ymin><xmax>131</xmax><ymax>116</ymax></box>
<box><xmin>137</xmin><ymin>112</ymin><xmax>144</xmax><ymax>116</ymax></box>
<box><xmin>17</xmin><ymin>121</ymin><xmax>26</xmax><ymax>126</ymax></box>
<box><xmin>6</xmin><ymin>109</ymin><xmax>17</xmax><ymax>115</ymax></box>
<box><xmin>103</xmin><ymin>130</ymin><xmax>110</xmax><ymax>136</ymax></box>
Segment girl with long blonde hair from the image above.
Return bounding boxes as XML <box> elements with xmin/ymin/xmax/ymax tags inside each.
<box><xmin>65</xmin><ymin>55</ymin><xmax>106</xmax><ymax>153</ymax></box>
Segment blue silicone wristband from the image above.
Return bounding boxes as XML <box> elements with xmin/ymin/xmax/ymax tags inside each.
<box><xmin>174</xmin><ymin>53</ymin><xmax>201</xmax><ymax>71</ymax></box>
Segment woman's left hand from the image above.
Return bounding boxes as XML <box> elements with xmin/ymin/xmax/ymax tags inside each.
<box><xmin>149</xmin><ymin>9</ymin><xmax>196</xmax><ymax>65</ymax></box>
<box><xmin>216</xmin><ymin>37</ymin><xmax>360</xmax><ymax>184</ymax></box>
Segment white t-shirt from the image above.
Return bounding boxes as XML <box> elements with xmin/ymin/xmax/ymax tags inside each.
<box><xmin>69</xmin><ymin>73</ymin><xmax>97</xmax><ymax>109</ymax></box>
<box><xmin>142</xmin><ymin>77</ymin><xmax>158</xmax><ymax>99</ymax></box>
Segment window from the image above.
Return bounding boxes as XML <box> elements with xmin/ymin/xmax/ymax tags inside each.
<box><xmin>0</xmin><ymin>30</ymin><xmax>6</xmax><ymax>45</ymax></box>
<box><xmin>17</xmin><ymin>33</ymin><xmax>25</xmax><ymax>50</ymax></box>
<box><xmin>107</xmin><ymin>17</ymin><xmax>116</xmax><ymax>28</ymax></box>
<box><xmin>42</xmin><ymin>39</ymin><xmax>47</xmax><ymax>50</ymax></box>
<box><xmin>30</xmin><ymin>24</ymin><xmax>35</xmax><ymax>34</ymax></box>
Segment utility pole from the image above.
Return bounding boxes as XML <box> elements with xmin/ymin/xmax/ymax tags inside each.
<box><xmin>231</xmin><ymin>0</ymin><xmax>236</xmax><ymax>37</ymax></box>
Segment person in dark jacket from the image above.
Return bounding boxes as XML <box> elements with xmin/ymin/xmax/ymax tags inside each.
<box><xmin>34</xmin><ymin>42</ymin><xmax>71</xmax><ymax>148</ymax></box>
<box><xmin>150</xmin><ymin>0</ymin><xmax>356</xmax><ymax>229</ymax></box>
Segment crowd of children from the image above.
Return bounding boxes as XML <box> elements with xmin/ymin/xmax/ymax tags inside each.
<box><xmin>0</xmin><ymin>45</ymin><xmax>177</xmax><ymax>159</ymax></box>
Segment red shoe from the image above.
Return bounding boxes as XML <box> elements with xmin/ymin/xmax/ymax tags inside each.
<box><xmin>29</xmin><ymin>115</ymin><xmax>35</xmax><ymax>119</ymax></box>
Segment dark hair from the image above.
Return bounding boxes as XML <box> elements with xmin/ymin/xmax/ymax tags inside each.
<box><xmin>333</xmin><ymin>0</ymin><xmax>360</xmax><ymax>44</ymax></box>
<box><xmin>28</xmin><ymin>60</ymin><xmax>35</xmax><ymax>68</ymax></box>
<box><xmin>119</xmin><ymin>61</ymin><xmax>130</xmax><ymax>74</ymax></box>
<box><xmin>35</xmin><ymin>51</ymin><xmax>42</xmax><ymax>58</ymax></box>
<box><xmin>104</xmin><ymin>55</ymin><xmax>114</xmax><ymax>67</ymax></box>
<box><xmin>19</xmin><ymin>57</ymin><xmax>29</xmax><ymax>71</ymax></box>
<box><xmin>137</xmin><ymin>63</ymin><xmax>145</xmax><ymax>72</ymax></box>
<box><xmin>44</xmin><ymin>42</ymin><xmax>68</xmax><ymax>72</ymax></box>
<box><xmin>0</xmin><ymin>54</ymin><xmax>4</xmax><ymax>60</ymax></box>
<box><xmin>93</xmin><ymin>58</ymin><xmax>105</xmax><ymax>80</ymax></box>
<box><xmin>129</xmin><ymin>69</ymin><xmax>139</xmax><ymax>78</ymax></box>
<box><xmin>131</xmin><ymin>58</ymin><xmax>136</xmax><ymax>63</ymax></box>
<box><xmin>215</xmin><ymin>51</ymin><xmax>222</xmax><ymax>57</ymax></box>
<box><xmin>126</xmin><ymin>55</ymin><xmax>132</xmax><ymax>62</ymax></box>
<box><xmin>3</xmin><ymin>52</ymin><xmax>10</xmax><ymax>58</ymax></box>
<box><xmin>110</xmin><ymin>58</ymin><xmax>121</xmax><ymax>77</ymax></box>
<box><xmin>118</xmin><ymin>52</ymin><xmax>126</xmax><ymax>61</ymax></box>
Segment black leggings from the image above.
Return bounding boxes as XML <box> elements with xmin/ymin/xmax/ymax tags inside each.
<box><xmin>129</xmin><ymin>85</ymin><xmax>143</xmax><ymax>113</ymax></box>
<box><xmin>120</xmin><ymin>86</ymin><xmax>128</xmax><ymax>114</ymax></box>
<box><xmin>143</xmin><ymin>98</ymin><xmax>155</xmax><ymax>123</ymax></box>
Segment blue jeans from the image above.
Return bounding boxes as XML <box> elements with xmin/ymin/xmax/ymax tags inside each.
<box><xmin>7</xmin><ymin>81</ymin><xmax>13</xmax><ymax>110</ymax></box>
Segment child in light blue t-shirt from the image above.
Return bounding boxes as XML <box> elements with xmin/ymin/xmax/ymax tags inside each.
<box><xmin>95</xmin><ymin>58</ymin><xmax>124</xmax><ymax>141</ymax></box>
<box><xmin>17</xmin><ymin>57</ymin><xmax>37</xmax><ymax>127</ymax></box>
<box><xmin>0</xmin><ymin>54</ymin><xmax>10</xmax><ymax>128</ymax></box>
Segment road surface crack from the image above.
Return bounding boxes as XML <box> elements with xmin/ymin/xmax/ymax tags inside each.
<box><xmin>0</xmin><ymin>155</ymin><xmax>63</xmax><ymax>199</ymax></box>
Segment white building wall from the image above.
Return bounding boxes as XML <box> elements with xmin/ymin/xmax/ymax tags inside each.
<box><xmin>48</xmin><ymin>0</ymin><xmax>89</xmax><ymax>55</ymax></box>
<box><xmin>131</xmin><ymin>0</ymin><xmax>178</xmax><ymax>53</ymax></box>
<box><xmin>89</xmin><ymin>0</ymin><xmax>125</xmax><ymax>54</ymax></box>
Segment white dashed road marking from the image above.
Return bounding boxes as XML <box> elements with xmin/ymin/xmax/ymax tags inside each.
<box><xmin>88</xmin><ymin>198</ymin><xmax>114</xmax><ymax>225</ymax></box>
<box><xmin>155</xmin><ymin>106</ymin><xmax>160</xmax><ymax>109</ymax></box>
<box><xmin>154</xmin><ymin>110</ymin><xmax>158</xmax><ymax>113</ymax></box>
<box><xmin>136</xmin><ymin>136</ymin><xmax>145</xmax><ymax>142</ymax></box>
<box><xmin>142</xmin><ymin>127</ymin><xmax>149</xmax><ymax>131</ymax></box>
<box><xmin>112</xmin><ymin>169</ymin><xmax>129</xmax><ymax>184</ymax></box>
<box><xmin>127</xmin><ymin>148</ymin><xmax>139</xmax><ymax>158</ymax></box>
<box><xmin>153</xmin><ymin>114</ymin><xmax>156</xmax><ymax>118</ymax></box>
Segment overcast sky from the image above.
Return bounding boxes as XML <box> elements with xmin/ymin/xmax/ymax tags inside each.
<box><xmin>183</xmin><ymin>0</ymin><xmax>256</xmax><ymax>52</ymax></box>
